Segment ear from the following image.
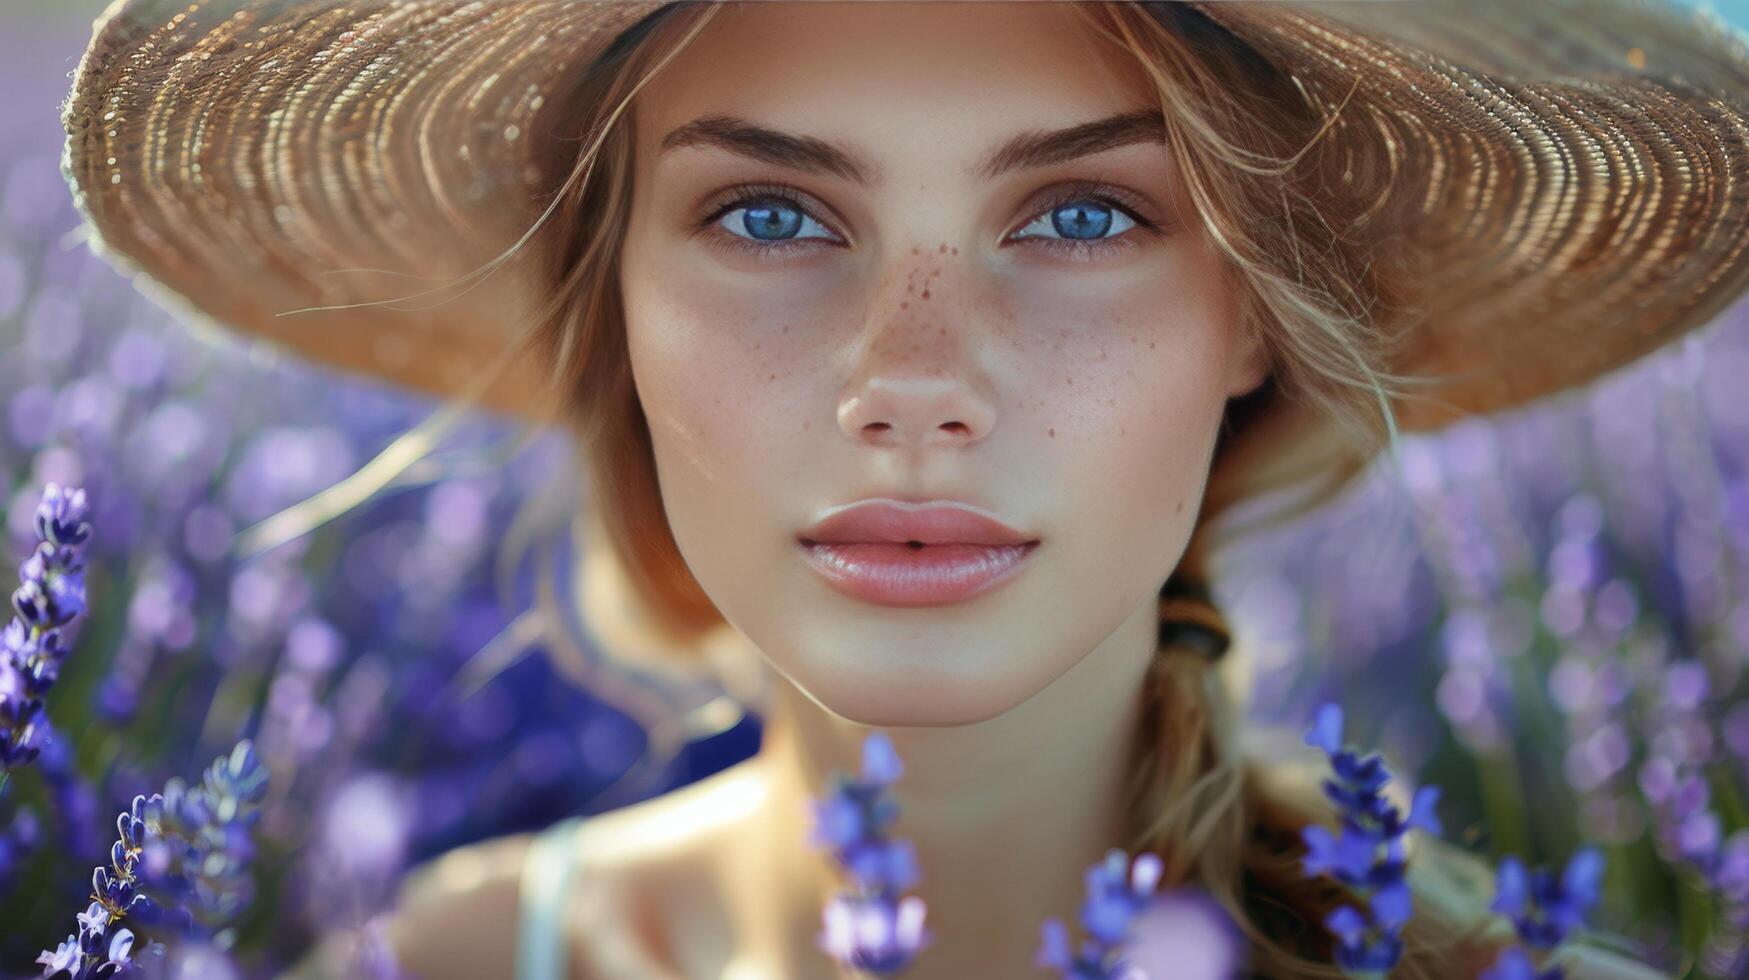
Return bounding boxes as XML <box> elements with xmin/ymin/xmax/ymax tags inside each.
<box><xmin>1226</xmin><ymin>324</ymin><xmax>1270</xmax><ymax>398</ymax></box>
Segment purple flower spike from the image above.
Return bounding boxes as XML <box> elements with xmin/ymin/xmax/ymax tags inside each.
<box><xmin>809</xmin><ymin>731</ymin><xmax>929</xmax><ymax>975</ymax></box>
<box><xmin>809</xmin><ymin>793</ymin><xmax>866</xmax><ymax>852</ymax></box>
<box><xmin>1299</xmin><ymin>701</ymin><xmax>1441</xmax><ymax>976</ymax></box>
<box><xmin>818</xmin><ymin>892</ymin><xmax>930</xmax><ymax>975</ymax></box>
<box><xmin>1490</xmin><ymin>848</ymin><xmax>1606</xmax><ymax>952</ymax></box>
<box><xmin>1037</xmin><ymin>848</ymin><xmax>1178</xmax><ymax>979</ymax></box>
<box><xmin>1481</xmin><ymin>846</ymin><xmax>1609</xmax><ymax>980</ymax></box>
<box><xmin>1036</xmin><ymin>918</ymin><xmax>1074</xmax><ymax>973</ymax></box>
<box><xmin>862</xmin><ymin>731</ymin><xmax>903</xmax><ymax>785</ymax></box>
<box><xmin>2</xmin><ymin>484</ymin><xmax>93</xmax><ymax>780</ymax></box>
<box><xmin>1407</xmin><ymin>786</ymin><xmax>1443</xmax><ymax>836</ymax></box>
<box><xmin>1494</xmin><ymin>857</ymin><xmax>1529</xmax><ymax>916</ymax></box>
<box><xmin>1306</xmin><ymin>703</ymin><xmax>1344</xmax><ymax>756</ymax></box>
<box><xmin>39</xmin><ymin>740</ymin><xmax>270</xmax><ymax>978</ymax></box>
<box><xmin>1369</xmin><ymin>881</ymin><xmax>1413</xmax><ymax>931</ymax></box>
<box><xmin>34</xmin><ymin>485</ymin><xmax>92</xmax><ymax>549</ymax></box>
<box><xmin>39</xmin><ymin>793</ymin><xmax>156</xmax><ymax>980</ymax></box>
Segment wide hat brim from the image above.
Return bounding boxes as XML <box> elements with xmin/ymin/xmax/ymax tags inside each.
<box><xmin>61</xmin><ymin>0</ymin><xmax>1749</xmax><ymax>521</ymax></box>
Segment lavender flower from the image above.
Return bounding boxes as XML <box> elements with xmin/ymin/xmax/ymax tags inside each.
<box><xmin>141</xmin><ymin>740</ymin><xmax>271</xmax><ymax>935</ymax></box>
<box><xmin>808</xmin><ymin>731</ymin><xmax>931</xmax><ymax>974</ymax></box>
<box><xmin>36</xmin><ymin>793</ymin><xmax>152</xmax><ymax>979</ymax></box>
<box><xmin>819</xmin><ymin>893</ymin><xmax>931</xmax><ymax>977</ymax></box>
<box><xmin>1035</xmin><ymin>848</ymin><xmax>1172</xmax><ymax>979</ymax></box>
<box><xmin>37</xmin><ymin>740</ymin><xmax>269</xmax><ymax>975</ymax></box>
<box><xmin>1477</xmin><ymin>848</ymin><xmax>1606</xmax><ymax>980</ymax></box>
<box><xmin>1</xmin><ymin>483</ymin><xmax>92</xmax><ymax>781</ymax></box>
<box><xmin>1491</xmin><ymin>848</ymin><xmax>1605</xmax><ymax>950</ymax></box>
<box><xmin>1634</xmin><ymin>662</ymin><xmax>1749</xmax><ymax>969</ymax></box>
<box><xmin>1300</xmin><ymin>703</ymin><xmax>1442</xmax><ymax>976</ymax></box>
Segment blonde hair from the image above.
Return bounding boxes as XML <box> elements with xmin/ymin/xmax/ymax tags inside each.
<box><xmin>518</xmin><ymin>2</ymin><xmax>1500</xmax><ymax>975</ymax></box>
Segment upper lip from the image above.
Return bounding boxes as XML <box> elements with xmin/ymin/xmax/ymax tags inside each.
<box><xmin>799</xmin><ymin>499</ymin><xmax>1038</xmax><ymax>546</ymax></box>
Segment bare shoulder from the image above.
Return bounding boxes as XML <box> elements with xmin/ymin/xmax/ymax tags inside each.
<box><xmin>386</xmin><ymin>831</ymin><xmax>545</xmax><ymax>978</ymax></box>
<box><xmin>278</xmin><ymin>760</ymin><xmax>767</xmax><ymax>980</ymax></box>
<box><xmin>278</xmin><ymin>831</ymin><xmax>540</xmax><ymax>980</ymax></box>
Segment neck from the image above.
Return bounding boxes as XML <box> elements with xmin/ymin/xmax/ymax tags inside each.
<box><xmin>741</xmin><ymin>598</ymin><xmax>1161</xmax><ymax>980</ymax></box>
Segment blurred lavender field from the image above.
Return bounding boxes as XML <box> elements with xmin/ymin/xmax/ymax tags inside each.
<box><xmin>4</xmin><ymin>2</ymin><xmax>1749</xmax><ymax>977</ymax></box>
<box><xmin>0</xmin><ymin>5</ymin><xmax>759</xmax><ymax>974</ymax></box>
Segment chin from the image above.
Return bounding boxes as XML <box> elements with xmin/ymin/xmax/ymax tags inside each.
<box><xmin>770</xmin><ymin>632</ymin><xmax>1063</xmax><ymax>728</ymax></box>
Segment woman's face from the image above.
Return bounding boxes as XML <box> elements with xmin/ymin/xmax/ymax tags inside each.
<box><xmin>618</xmin><ymin>1</ymin><xmax>1267</xmax><ymax>726</ymax></box>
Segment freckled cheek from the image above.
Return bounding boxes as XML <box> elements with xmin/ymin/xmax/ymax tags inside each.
<box><xmin>1007</xmin><ymin>277</ymin><xmax>1234</xmax><ymax>551</ymax></box>
<box><xmin>1005</xmin><ymin>273</ymin><xmax>1232</xmax><ymax>434</ymax></box>
<box><xmin>1034</xmin><ymin>352</ymin><xmax>1226</xmax><ymax>496</ymax></box>
<box><xmin>624</xmin><ymin>280</ymin><xmax>830</xmax><ymax>485</ymax></box>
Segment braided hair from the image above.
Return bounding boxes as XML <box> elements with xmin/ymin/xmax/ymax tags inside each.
<box><xmin>1126</xmin><ymin>534</ymin><xmax>1507</xmax><ymax>977</ymax></box>
<box><xmin>1157</xmin><ymin>562</ymin><xmax>1232</xmax><ymax>663</ymax></box>
<box><xmin>1123</xmin><ymin>534</ymin><xmax>1347</xmax><ymax>975</ymax></box>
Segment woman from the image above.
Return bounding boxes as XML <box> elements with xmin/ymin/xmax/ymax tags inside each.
<box><xmin>61</xmin><ymin>0</ymin><xmax>1749</xmax><ymax>977</ymax></box>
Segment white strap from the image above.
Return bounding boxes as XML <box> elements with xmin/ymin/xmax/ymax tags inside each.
<box><xmin>515</xmin><ymin>815</ymin><xmax>591</xmax><ymax>980</ymax></box>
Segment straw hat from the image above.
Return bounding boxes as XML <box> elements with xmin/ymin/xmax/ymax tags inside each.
<box><xmin>60</xmin><ymin>0</ymin><xmax>1749</xmax><ymax>525</ymax></box>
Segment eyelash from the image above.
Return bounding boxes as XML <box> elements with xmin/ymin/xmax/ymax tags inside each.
<box><xmin>692</xmin><ymin>180</ymin><xmax>1162</xmax><ymax>262</ymax></box>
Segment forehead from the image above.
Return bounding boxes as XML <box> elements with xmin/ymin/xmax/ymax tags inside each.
<box><xmin>633</xmin><ymin>2</ymin><xmax>1156</xmax><ymax>167</ymax></box>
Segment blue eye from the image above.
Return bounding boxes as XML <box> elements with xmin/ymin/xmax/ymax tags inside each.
<box><xmin>716</xmin><ymin>198</ymin><xmax>838</xmax><ymax>244</ymax></box>
<box><xmin>1012</xmin><ymin>199</ymin><xmax>1137</xmax><ymax>242</ymax></box>
<box><xmin>698</xmin><ymin>183</ymin><xmax>1157</xmax><ymax>262</ymax></box>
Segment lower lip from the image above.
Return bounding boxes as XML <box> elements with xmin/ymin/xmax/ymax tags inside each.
<box><xmin>796</xmin><ymin>539</ymin><xmax>1040</xmax><ymax>607</ymax></box>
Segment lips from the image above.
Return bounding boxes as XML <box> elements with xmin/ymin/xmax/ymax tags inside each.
<box><xmin>797</xmin><ymin>500</ymin><xmax>1041</xmax><ymax>607</ymax></box>
<box><xmin>798</xmin><ymin>500</ymin><xmax>1037</xmax><ymax>547</ymax></box>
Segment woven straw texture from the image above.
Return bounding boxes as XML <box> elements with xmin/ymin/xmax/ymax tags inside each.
<box><xmin>60</xmin><ymin>0</ymin><xmax>1749</xmax><ymax>515</ymax></box>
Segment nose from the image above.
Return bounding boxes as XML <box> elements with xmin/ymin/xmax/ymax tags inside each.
<box><xmin>836</xmin><ymin>253</ymin><xmax>998</xmax><ymax>450</ymax></box>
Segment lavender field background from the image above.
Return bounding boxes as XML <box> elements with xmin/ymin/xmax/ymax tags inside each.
<box><xmin>5</xmin><ymin>2</ymin><xmax>1749</xmax><ymax>977</ymax></box>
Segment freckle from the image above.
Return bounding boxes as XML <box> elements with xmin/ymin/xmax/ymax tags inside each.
<box><xmin>782</xmin><ymin>324</ymin><xmax>790</xmax><ymax>334</ymax></box>
<box><xmin>1148</xmin><ymin>341</ymin><xmax>1156</xmax><ymax>350</ymax></box>
<box><xmin>1048</xmin><ymin>427</ymin><xmax>1056</xmax><ymax>437</ymax></box>
<box><xmin>938</xmin><ymin>327</ymin><xmax>947</xmax><ymax>336</ymax></box>
<box><xmin>911</xmin><ymin>245</ymin><xmax>919</xmax><ymax>255</ymax></box>
<box><xmin>1065</xmin><ymin>376</ymin><xmax>1073</xmax><ymax>385</ymax></box>
<box><xmin>768</xmin><ymin>372</ymin><xmax>776</xmax><ymax>380</ymax></box>
<box><xmin>1175</xmin><ymin>499</ymin><xmax>1185</xmax><ymax>513</ymax></box>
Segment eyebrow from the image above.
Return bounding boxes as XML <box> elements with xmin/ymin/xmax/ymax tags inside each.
<box><xmin>657</xmin><ymin>108</ymin><xmax>1167</xmax><ymax>184</ymax></box>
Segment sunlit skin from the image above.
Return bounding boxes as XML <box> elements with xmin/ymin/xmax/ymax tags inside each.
<box><xmin>331</xmin><ymin>6</ymin><xmax>1676</xmax><ymax>980</ymax></box>
<box><xmin>611</xmin><ymin>2</ymin><xmax>1268</xmax><ymax>976</ymax></box>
